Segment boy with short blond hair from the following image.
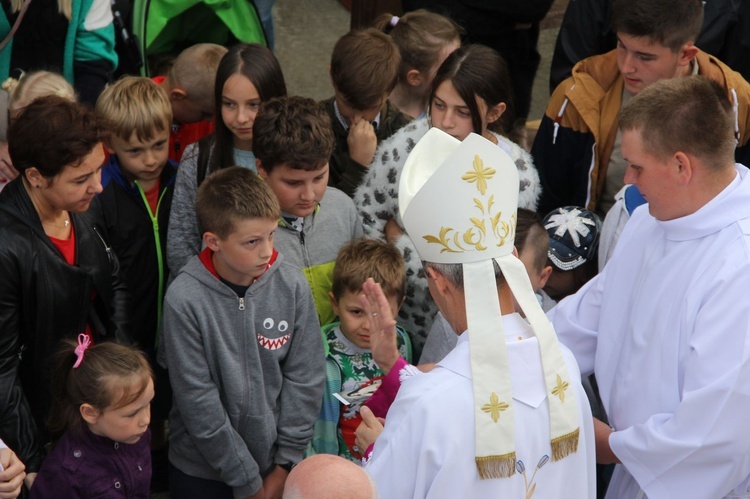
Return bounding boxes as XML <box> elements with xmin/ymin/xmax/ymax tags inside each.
<box><xmin>311</xmin><ymin>238</ymin><xmax>412</xmax><ymax>462</ymax></box>
<box><xmin>254</xmin><ymin>96</ymin><xmax>363</xmax><ymax>328</ymax></box>
<box><xmin>154</xmin><ymin>43</ymin><xmax>228</xmax><ymax>162</ymax></box>
<box><xmin>97</xmin><ymin>75</ymin><xmax>176</xmax><ymax>354</ymax></box>
<box><xmin>163</xmin><ymin>166</ymin><xmax>325</xmax><ymax>498</ymax></box>
<box><xmin>322</xmin><ymin>28</ymin><xmax>412</xmax><ymax>197</ymax></box>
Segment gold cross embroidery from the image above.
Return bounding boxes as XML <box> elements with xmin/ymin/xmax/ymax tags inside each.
<box><xmin>481</xmin><ymin>392</ymin><xmax>509</xmax><ymax>423</ymax></box>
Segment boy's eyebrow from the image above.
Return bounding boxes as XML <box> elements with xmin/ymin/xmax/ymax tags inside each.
<box><xmin>617</xmin><ymin>36</ymin><xmax>658</xmax><ymax>58</ymax></box>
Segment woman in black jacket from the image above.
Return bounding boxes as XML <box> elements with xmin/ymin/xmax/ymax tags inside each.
<box><xmin>0</xmin><ymin>96</ymin><xmax>130</xmax><ymax>485</ymax></box>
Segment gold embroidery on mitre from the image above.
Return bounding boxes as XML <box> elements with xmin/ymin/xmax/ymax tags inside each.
<box><xmin>551</xmin><ymin>374</ymin><xmax>570</xmax><ymax>403</ymax></box>
<box><xmin>481</xmin><ymin>392</ymin><xmax>509</xmax><ymax>423</ymax></box>
<box><xmin>461</xmin><ymin>155</ymin><xmax>496</xmax><ymax>195</ymax></box>
<box><xmin>422</xmin><ymin>153</ymin><xmax>517</xmax><ymax>254</ymax></box>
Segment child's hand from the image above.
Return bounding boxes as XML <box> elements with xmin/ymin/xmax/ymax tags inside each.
<box><xmin>0</xmin><ymin>447</ymin><xmax>25</xmax><ymax>499</ymax></box>
<box><xmin>261</xmin><ymin>465</ymin><xmax>289</xmax><ymax>499</ymax></box>
<box><xmin>355</xmin><ymin>405</ymin><xmax>385</xmax><ymax>452</ymax></box>
<box><xmin>361</xmin><ymin>278</ymin><xmax>400</xmax><ymax>375</ymax></box>
<box><xmin>348</xmin><ymin>119</ymin><xmax>377</xmax><ymax>166</ymax></box>
<box><xmin>384</xmin><ymin>218</ymin><xmax>405</xmax><ymax>245</ymax></box>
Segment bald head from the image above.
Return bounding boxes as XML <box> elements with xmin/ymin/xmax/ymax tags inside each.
<box><xmin>283</xmin><ymin>455</ymin><xmax>379</xmax><ymax>499</ymax></box>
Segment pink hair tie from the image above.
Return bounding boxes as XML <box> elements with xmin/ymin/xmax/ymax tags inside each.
<box><xmin>73</xmin><ymin>333</ymin><xmax>92</xmax><ymax>368</ymax></box>
<box><xmin>390</xmin><ymin>16</ymin><xmax>399</xmax><ymax>27</ymax></box>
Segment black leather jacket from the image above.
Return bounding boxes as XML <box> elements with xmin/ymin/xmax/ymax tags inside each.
<box><xmin>0</xmin><ymin>179</ymin><xmax>130</xmax><ymax>472</ymax></box>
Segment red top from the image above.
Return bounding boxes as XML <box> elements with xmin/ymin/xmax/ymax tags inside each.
<box><xmin>48</xmin><ymin>224</ymin><xmax>76</xmax><ymax>265</ymax></box>
<box><xmin>152</xmin><ymin>76</ymin><xmax>215</xmax><ymax>163</ymax></box>
<box><xmin>144</xmin><ymin>178</ymin><xmax>160</xmax><ymax>215</ymax></box>
<box><xmin>198</xmin><ymin>246</ymin><xmax>279</xmax><ymax>281</ymax></box>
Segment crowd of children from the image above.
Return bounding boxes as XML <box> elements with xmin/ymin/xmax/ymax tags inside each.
<box><xmin>3</xmin><ymin>0</ymin><xmax>750</xmax><ymax>496</ymax></box>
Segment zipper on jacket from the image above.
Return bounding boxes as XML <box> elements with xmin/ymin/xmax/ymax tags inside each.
<box><xmin>299</xmin><ymin>230</ymin><xmax>305</xmax><ymax>245</ymax></box>
<box><xmin>92</xmin><ymin>225</ymin><xmax>114</xmax><ymax>265</ymax></box>
<box><xmin>135</xmin><ymin>180</ymin><xmax>168</xmax><ymax>348</ymax></box>
<box><xmin>239</xmin><ymin>297</ymin><xmax>245</xmax><ymax>310</ymax></box>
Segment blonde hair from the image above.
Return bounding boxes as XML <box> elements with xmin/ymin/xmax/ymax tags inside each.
<box><xmin>3</xmin><ymin>70</ymin><xmax>75</xmax><ymax>114</ymax></box>
<box><xmin>96</xmin><ymin>76</ymin><xmax>172</xmax><ymax>142</ymax></box>
<box><xmin>168</xmin><ymin>43</ymin><xmax>228</xmax><ymax>111</ymax></box>
<box><xmin>10</xmin><ymin>0</ymin><xmax>71</xmax><ymax>19</ymax></box>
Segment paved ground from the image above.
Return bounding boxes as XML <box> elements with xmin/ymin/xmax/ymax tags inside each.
<box><xmin>274</xmin><ymin>0</ymin><xmax>559</xmax><ymax>121</ymax></box>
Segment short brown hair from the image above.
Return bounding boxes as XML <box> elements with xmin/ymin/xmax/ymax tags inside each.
<box><xmin>330</xmin><ymin>28</ymin><xmax>400</xmax><ymax>110</ymax></box>
<box><xmin>374</xmin><ymin>10</ymin><xmax>462</xmax><ymax>86</ymax></box>
<box><xmin>611</xmin><ymin>0</ymin><xmax>703</xmax><ymax>52</ymax></box>
<box><xmin>48</xmin><ymin>339</ymin><xmax>153</xmax><ymax>438</ymax></box>
<box><xmin>515</xmin><ymin>208</ymin><xmax>549</xmax><ymax>273</ymax></box>
<box><xmin>332</xmin><ymin>238</ymin><xmax>405</xmax><ymax>303</ymax></box>
<box><xmin>96</xmin><ymin>76</ymin><xmax>172</xmax><ymax>142</ymax></box>
<box><xmin>619</xmin><ymin>76</ymin><xmax>735</xmax><ymax>168</ymax></box>
<box><xmin>168</xmin><ymin>43</ymin><xmax>228</xmax><ymax>111</ymax></box>
<box><xmin>253</xmin><ymin>96</ymin><xmax>334</xmax><ymax>173</ymax></box>
<box><xmin>196</xmin><ymin>166</ymin><xmax>281</xmax><ymax>239</ymax></box>
<box><xmin>9</xmin><ymin>95</ymin><xmax>107</xmax><ymax>178</ymax></box>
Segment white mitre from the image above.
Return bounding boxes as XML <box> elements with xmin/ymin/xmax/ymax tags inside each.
<box><xmin>399</xmin><ymin>128</ymin><xmax>580</xmax><ymax>479</ymax></box>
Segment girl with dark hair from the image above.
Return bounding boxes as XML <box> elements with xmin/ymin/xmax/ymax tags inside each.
<box><xmin>353</xmin><ymin>44</ymin><xmax>540</xmax><ymax>356</ymax></box>
<box><xmin>0</xmin><ymin>95</ymin><xmax>130</xmax><ymax>485</ymax></box>
<box><xmin>167</xmin><ymin>43</ymin><xmax>287</xmax><ymax>277</ymax></box>
<box><xmin>30</xmin><ymin>336</ymin><xmax>154</xmax><ymax>497</ymax></box>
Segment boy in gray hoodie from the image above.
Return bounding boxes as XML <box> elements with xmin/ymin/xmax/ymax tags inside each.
<box><xmin>162</xmin><ymin>167</ymin><xmax>325</xmax><ymax>499</ymax></box>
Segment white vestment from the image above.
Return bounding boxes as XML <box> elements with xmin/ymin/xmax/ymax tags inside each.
<box><xmin>550</xmin><ymin>165</ymin><xmax>750</xmax><ymax>498</ymax></box>
<box><xmin>366</xmin><ymin>313</ymin><xmax>596</xmax><ymax>499</ymax></box>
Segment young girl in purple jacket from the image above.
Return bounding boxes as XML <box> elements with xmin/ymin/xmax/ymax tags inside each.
<box><xmin>29</xmin><ymin>335</ymin><xmax>154</xmax><ymax>498</ymax></box>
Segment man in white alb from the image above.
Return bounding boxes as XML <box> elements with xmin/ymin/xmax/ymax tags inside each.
<box><xmin>550</xmin><ymin>75</ymin><xmax>750</xmax><ymax>498</ymax></box>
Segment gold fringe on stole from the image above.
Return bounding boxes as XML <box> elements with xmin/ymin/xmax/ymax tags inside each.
<box><xmin>475</xmin><ymin>453</ymin><xmax>516</xmax><ymax>479</ymax></box>
<box><xmin>551</xmin><ymin>427</ymin><xmax>580</xmax><ymax>461</ymax></box>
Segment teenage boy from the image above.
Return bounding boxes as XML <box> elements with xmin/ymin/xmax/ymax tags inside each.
<box><xmin>253</xmin><ymin>96</ymin><xmax>363</xmax><ymax>329</ymax></box>
<box><xmin>163</xmin><ymin>167</ymin><xmax>325</xmax><ymax>498</ymax></box>
<box><xmin>154</xmin><ymin>43</ymin><xmax>228</xmax><ymax>162</ymax></box>
<box><xmin>322</xmin><ymin>28</ymin><xmax>412</xmax><ymax>197</ymax></box>
<box><xmin>311</xmin><ymin>238</ymin><xmax>412</xmax><ymax>462</ymax></box>
<box><xmin>532</xmin><ymin>0</ymin><xmax>750</xmax><ymax>216</ymax></box>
